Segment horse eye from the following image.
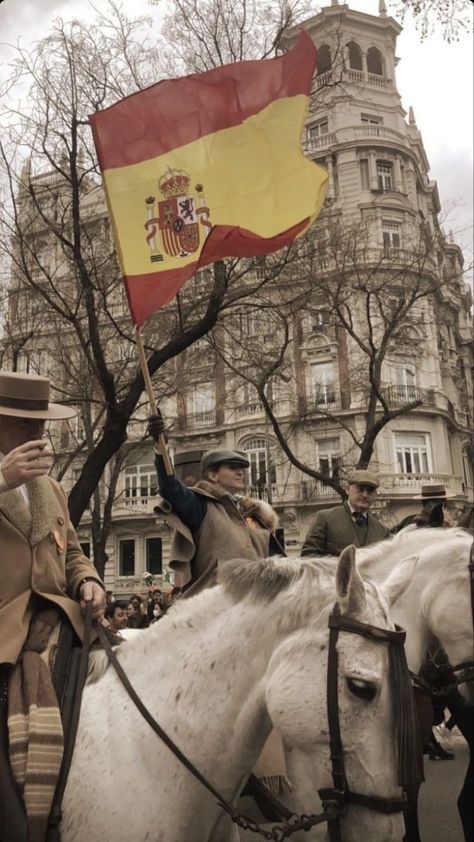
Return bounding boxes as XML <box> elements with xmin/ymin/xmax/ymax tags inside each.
<box><xmin>346</xmin><ymin>677</ymin><xmax>377</xmax><ymax>701</ymax></box>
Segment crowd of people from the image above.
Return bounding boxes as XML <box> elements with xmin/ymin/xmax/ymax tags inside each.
<box><xmin>104</xmin><ymin>587</ymin><xmax>182</xmax><ymax>632</ymax></box>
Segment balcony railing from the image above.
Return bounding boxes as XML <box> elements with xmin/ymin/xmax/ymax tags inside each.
<box><xmin>367</xmin><ymin>73</ymin><xmax>387</xmax><ymax>87</ymax></box>
<box><xmin>384</xmin><ymin>386</ymin><xmax>470</xmax><ymax>427</ymax></box>
<box><xmin>306</xmin><ymin>132</ymin><xmax>337</xmax><ymax>151</ymax></box>
<box><xmin>305</xmin><ymin>124</ymin><xmax>406</xmax><ymax>155</ymax></box>
<box><xmin>308</xmin><ymin>393</ymin><xmax>342</xmax><ymax>413</ymax></box>
<box><xmin>384</xmin><ymin>384</ymin><xmax>436</xmax><ymax>406</ymax></box>
<box><xmin>179</xmin><ymin>409</ymin><xmax>217</xmax><ymax>430</ymax></box>
<box><xmin>378</xmin><ymin>473</ymin><xmax>464</xmax><ymax>496</ymax></box>
<box><xmin>236</xmin><ymin>401</ymin><xmax>270</xmax><ymax>418</ymax></box>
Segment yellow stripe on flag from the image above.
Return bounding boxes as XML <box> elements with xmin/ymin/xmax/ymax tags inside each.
<box><xmin>104</xmin><ymin>95</ymin><xmax>327</xmax><ymax>277</ymax></box>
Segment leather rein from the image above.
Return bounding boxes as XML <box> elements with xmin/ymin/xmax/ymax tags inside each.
<box><xmin>84</xmin><ymin>604</ymin><xmax>409</xmax><ymax>841</ymax></box>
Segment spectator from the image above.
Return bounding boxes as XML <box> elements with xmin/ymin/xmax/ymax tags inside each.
<box><xmin>127</xmin><ymin>597</ymin><xmax>148</xmax><ymax>628</ymax></box>
<box><xmin>105</xmin><ymin>601</ymin><xmax>129</xmax><ymax>632</ymax></box>
<box><xmin>395</xmin><ymin>484</ymin><xmax>454</xmax><ymax>532</ymax></box>
<box><xmin>302</xmin><ymin>469</ymin><xmax>388</xmax><ymax>556</ymax></box>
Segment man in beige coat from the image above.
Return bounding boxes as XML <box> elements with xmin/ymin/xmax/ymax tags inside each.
<box><xmin>0</xmin><ymin>370</ymin><xmax>105</xmax><ymax>841</ymax></box>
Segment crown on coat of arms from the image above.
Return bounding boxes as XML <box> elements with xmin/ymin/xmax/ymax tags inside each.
<box><xmin>159</xmin><ymin>168</ymin><xmax>191</xmax><ymax>198</ymax></box>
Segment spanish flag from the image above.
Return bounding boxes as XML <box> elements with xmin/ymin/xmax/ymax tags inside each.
<box><xmin>89</xmin><ymin>32</ymin><xmax>328</xmax><ymax>326</ymax></box>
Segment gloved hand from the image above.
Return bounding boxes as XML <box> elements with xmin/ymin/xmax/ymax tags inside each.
<box><xmin>148</xmin><ymin>413</ymin><xmax>166</xmax><ymax>442</ymax></box>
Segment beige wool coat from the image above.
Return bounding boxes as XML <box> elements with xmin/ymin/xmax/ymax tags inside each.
<box><xmin>0</xmin><ymin>475</ymin><xmax>103</xmax><ymax>664</ymax></box>
<box><xmin>156</xmin><ymin>481</ymin><xmax>280</xmax><ymax>596</ymax></box>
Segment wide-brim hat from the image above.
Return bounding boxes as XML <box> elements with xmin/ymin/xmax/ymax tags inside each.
<box><xmin>201</xmin><ymin>449</ymin><xmax>249</xmax><ymax>473</ymax></box>
<box><xmin>347</xmin><ymin>469</ymin><xmax>379</xmax><ymax>489</ymax></box>
<box><xmin>413</xmin><ymin>483</ymin><xmax>456</xmax><ymax>500</ymax></box>
<box><xmin>0</xmin><ymin>371</ymin><xmax>76</xmax><ymax>420</ymax></box>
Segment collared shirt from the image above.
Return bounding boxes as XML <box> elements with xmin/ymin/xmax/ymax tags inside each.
<box><xmin>349</xmin><ymin>505</ymin><xmax>367</xmax><ymax>525</ymax></box>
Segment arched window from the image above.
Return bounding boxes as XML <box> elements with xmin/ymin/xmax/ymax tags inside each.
<box><xmin>242</xmin><ymin>437</ymin><xmax>277</xmax><ymax>488</ymax></box>
<box><xmin>347</xmin><ymin>41</ymin><xmax>362</xmax><ymax>70</ymax></box>
<box><xmin>317</xmin><ymin>45</ymin><xmax>332</xmax><ymax>75</ymax></box>
<box><xmin>367</xmin><ymin>47</ymin><xmax>384</xmax><ymax>76</ymax></box>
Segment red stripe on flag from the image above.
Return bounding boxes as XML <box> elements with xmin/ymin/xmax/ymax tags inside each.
<box><xmin>89</xmin><ymin>32</ymin><xmax>316</xmax><ymax>171</ymax></box>
<box><xmin>124</xmin><ymin>264</ymin><xmax>198</xmax><ymax>327</ymax></box>
<box><xmin>126</xmin><ymin>218</ymin><xmax>309</xmax><ymax>326</ymax></box>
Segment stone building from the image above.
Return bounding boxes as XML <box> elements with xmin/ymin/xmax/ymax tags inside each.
<box><xmin>3</xmin><ymin>0</ymin><xmax>472</xmax><ymax>597</ymax></box>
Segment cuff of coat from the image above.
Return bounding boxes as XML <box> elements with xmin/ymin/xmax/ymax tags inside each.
<box><xmin>76</xmin><ymin>577</ymin><xmax>106</xmax><ymax>600</ymax></box>
<box><xmin>0</xmin><ymin>468</ymin><xmax>10</xmax><ymax>493</ymax></box>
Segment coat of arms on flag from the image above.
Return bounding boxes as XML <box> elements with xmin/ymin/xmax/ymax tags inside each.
<box><xmin>145</xmin><ymin>170</ymin><xmax>211</xmax><ymax>262</ymax></box>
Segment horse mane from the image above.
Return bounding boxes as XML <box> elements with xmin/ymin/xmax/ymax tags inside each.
<box><xmin>357</xmin><ymin>526</ymin><xmax>469</xmax><ymax>571</ymax></box>
<box><xmin>218</xmin><ymin>555</ymin><xmax>336</xmax><ymax>603</ymax></box>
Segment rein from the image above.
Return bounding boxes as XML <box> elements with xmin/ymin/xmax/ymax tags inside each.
<box><xmin>90</xmin><ymin>605</ymin><xmax>415</xmax><ymax>841</ymax></box>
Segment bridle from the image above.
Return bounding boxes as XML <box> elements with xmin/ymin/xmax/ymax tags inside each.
<box><xmin>48</xmin><ymin>600</ymin><xmax>420</xmax><ymax>841</ymax></box>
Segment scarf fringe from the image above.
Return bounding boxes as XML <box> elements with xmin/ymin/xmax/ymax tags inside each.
<box><xmin>257</xmin><ymin>774</ymin><xmax>294</xmax><ymax>795</ymax></box>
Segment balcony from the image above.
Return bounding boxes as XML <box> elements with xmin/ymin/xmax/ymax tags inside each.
<box><xmin>236</xmin><ymin>401</ymin><xmax>269</xmax><ymax>418</ymax></box>
<box><xmin>384</xmin><ymin>384</ymin><xmax>436</xmax><ymax>407</ymax></box>
<box><xmin>308</xmin><ymin>393</ymin><xmax>342</xmax><ymax>413</ymax></box>
<box><xmin>306</xmin><ymin>132</ymin><xmax>336</xmax><ymax>152</ymax></box>
<box><xmin>300</xmin><ymin>479</ymin><xmax>339</xmax><ymax>501</ymax></box>
<box><xmin>114</xmin><ymin>494</ymin><xmax>158</xmax><ymax>515</ymax></box>
<box><xmin>177</xmin><ymin>409</ymin><xmax>217</xmax><ymax>431</ymax></box>
<box><xmin>384</xmin><ymin>385</ymin><xmax>470</xmax><ymax>427</ymax></box>
<box><xmin>305</xmin><ymin>124</ymin><xmax>407</xmax><ymax>156</ymax></box>
<box><xmin>378</xmin><ymin>473</ymin><xmax>464</xmax><ymax>497</ymax></box>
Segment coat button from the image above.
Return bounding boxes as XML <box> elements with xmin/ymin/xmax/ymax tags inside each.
<box><xmin>57</xmin><ymin>517</ymin><xmax>65</xmax><ymax>525</ymax></box>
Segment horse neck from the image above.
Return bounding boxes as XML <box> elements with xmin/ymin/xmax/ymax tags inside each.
<box><xmin>117</xmin><ymin>589</ymin><xmax>283</xmax><ymax>790</ymax></box>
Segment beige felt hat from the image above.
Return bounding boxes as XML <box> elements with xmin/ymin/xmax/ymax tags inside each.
<box><xmin>0</xmin><ymin>371</ymin><xmax>76</xmax><ymax>420</ymax></box>
<box><xmin>413</xmin><ymin>483</ymin><xmax>456</xmax><ymax>500</ymax></box>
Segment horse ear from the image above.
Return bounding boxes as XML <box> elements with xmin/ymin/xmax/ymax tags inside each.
<box><xmin>380</xmin><ymin>555</ymin><xmax>418</xmax><ymax>607</ymax></box>
<box><xmin>336</xmin><ymin>545</ymin><xmax>367</xmax><ymax>616</ymax></box>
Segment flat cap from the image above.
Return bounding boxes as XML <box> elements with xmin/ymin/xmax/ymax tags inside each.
<box><xmin>201</xmin><ymin>449</ymin><xmax>249</xmax><ymax>474</ymax></box>
<box><xmin>348</xmin><ymin>469</ymin><xmax>379</xmax><ymax>489</ymax></box>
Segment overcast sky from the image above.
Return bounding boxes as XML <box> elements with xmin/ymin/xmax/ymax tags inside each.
<box><xmin>1</xmin><ymin>0</ymin><xmax>472</xmax><ymax>261</ymax></box>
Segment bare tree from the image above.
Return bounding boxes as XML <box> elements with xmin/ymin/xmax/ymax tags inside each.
<box><xmin>388</xmin><ymin>0</ymin><xmax>472</xmax><ymax>43</ymax></box>
<box><xmin>210</xmin><ymin>216</ymin><xmax>468</xmax><ymax>499</ymax></box>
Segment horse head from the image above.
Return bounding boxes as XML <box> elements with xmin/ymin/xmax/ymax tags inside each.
<box><xmin>261</xmin><ymin>545</ymin><xmax>409</xmax><ymax>842</ymax></box>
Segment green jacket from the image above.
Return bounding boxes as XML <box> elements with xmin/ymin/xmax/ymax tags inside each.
<box><xmin>301</xmin><ymin>502</ymin><xmax>389</xmax><ymax>557</ymax></box>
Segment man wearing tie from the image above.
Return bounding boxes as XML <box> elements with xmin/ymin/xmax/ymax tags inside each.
<box><xmin>301</xmin><ymin>469</ymin><xmax>388</xmax><ymax>556</ymax></box>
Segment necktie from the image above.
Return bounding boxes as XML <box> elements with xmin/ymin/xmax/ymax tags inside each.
<box><xmin>352</xmin><ymin>512</ymin><xmax>366</xmax><ymax>527</ymax></box>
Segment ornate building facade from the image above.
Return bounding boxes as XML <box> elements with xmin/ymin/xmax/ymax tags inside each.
<box><xmin>4</xmin><ymin>0</ymin><xmax>472</xmax><ymax>597</ymax></box>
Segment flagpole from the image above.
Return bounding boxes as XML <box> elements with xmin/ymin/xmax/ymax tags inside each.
<box><xmin>135</xmin><ymin>327</ymin><xmax>174</xmax><ymax>476</ymax></box>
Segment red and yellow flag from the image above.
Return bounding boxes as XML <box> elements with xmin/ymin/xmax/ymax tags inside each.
<box><xmin>89</xmin><ymin>32</ymin><xmax>328</xmax><ymax>326</ymax></box>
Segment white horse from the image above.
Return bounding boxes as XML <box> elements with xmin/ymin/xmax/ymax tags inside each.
<box><xmin>356</xmin><ymin>526</ymin><xmax>473</xmax><ymax>695</ymax></box>
<box><xmin>62</xmin><ymin>548</ymin><xmax>411</xmax><ymax>842</ymax></box>
<box><xmin>282</xmin><ymin>527</ymin><xmax>473</xmax><ymax>841</ymax></box>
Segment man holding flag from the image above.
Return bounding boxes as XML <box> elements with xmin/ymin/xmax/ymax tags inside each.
<box><xmin>148</xmin><ymin>414</ymin><xmax>283</xmax><ymax>595</ymax></box>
